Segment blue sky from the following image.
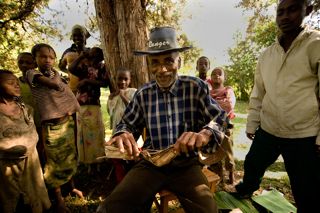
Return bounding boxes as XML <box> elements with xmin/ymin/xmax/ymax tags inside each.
<box><xmin>45</xmin><ymin>0</ymin><xmax>249</xmax><ymax>66</ymax></box>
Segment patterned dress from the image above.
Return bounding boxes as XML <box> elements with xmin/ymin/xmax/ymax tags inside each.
<box><xmin>73</xmin><ymin>63</ymin><xmax>112</xmax><ymax>164</ymax></box>
<box><xmin>26</xmin><ymin>68</ymin><xmax>79</xmax><ymax>188</ymax></box>
<box><xmin>0</xmin><ymin>102</ymin><xmax>51</xmax><ymax>213</ymax></box>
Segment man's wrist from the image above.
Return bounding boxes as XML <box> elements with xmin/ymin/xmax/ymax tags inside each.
<box><xmin>199</xmin><ymin>129</ymin><xmax>212</xmax><ymax>140</ymax></box>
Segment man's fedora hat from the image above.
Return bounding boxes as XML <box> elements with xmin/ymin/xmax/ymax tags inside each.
<box><xmin>134</xmin><ymin>26</ymin><xmax>192</xmax><ymax>55</ymax></box>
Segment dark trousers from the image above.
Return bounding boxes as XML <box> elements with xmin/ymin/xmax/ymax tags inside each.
<box><xmin>102</xmin><ymin>157</ymin><xmax>217</xmax><ymax>213</ymax></box>
<box><xmin>236</xmin><ymin>128</ymin><xmax>320</xmax><ymax>213</ymax></box>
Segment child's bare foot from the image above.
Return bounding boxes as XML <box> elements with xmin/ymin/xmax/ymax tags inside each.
<box><xmin>72</xmin><ymin>188</ymin><xmax>84</xmax><ymax>199</ymax></box>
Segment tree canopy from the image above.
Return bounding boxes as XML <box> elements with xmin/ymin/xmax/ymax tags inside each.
<box><xmin>0</xmin><ymin>0</ymin><xmax>63</xmax><ymax>71</ymax></box>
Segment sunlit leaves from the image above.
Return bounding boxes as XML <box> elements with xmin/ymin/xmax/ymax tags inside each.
<box><xmin>226</xmin><ymin>32</ymin><xmax>257</xmax><ymax>101</ymax></box>
<box><xmin>251</xmin><ymin>20</ymin><xmax>278</xmax><ymax>48</ymax></box>
<box><xmin>0</xmin><ymin>0</ymin><xmax>62</xmax><ymax>72</ymax></box>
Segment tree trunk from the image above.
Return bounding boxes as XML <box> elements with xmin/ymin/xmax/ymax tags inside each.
<box><xmin>94</xmin><ymin>0</ymin><xmax>149</xmax><ymax>89</ymax></box>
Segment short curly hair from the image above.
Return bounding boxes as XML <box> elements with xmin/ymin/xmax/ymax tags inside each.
<box><xmin>31</xmin><ymin>43</ymin><xmax>56</xmax><ymax>58</ymax></box>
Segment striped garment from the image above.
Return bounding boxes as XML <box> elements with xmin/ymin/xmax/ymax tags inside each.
<box><xmin>115</xmin><ymin>75</ymin><xmax>224</xmax><ymax>150</ymax></box>
<box><xmin>26</xmin><ymin>68</ymin><xmax>80</xmax><ymax>122</ymax></box>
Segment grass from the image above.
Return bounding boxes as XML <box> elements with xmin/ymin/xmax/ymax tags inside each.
<box><xmin>100</xmin><ymin>88</ymin><xmax>112</xmax><ymax>137</ymax></box>
<box><xmin>234</xmin><ymin>100</ymin><xmax>249</xmax><ymax>114</ymax></box>
<box><xmin>232</xmin><ymin>100</ymin><xmax>248</xmax><ymax>142</ymax></box>
<box><xmin>234</xmin><ymin>159</ymin><xmax>286</xmax><ymax>172</ymax></box>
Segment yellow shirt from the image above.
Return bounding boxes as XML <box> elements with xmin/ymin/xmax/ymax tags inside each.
<box><xmin>60</xmin><ymin>51</ymin><xmax>80</xmax><ymax>93</ymax></box>
<box><xmin>246</xmin><ymin>29</ymin><xmax>320</xmax><ymax>145</ymax></box>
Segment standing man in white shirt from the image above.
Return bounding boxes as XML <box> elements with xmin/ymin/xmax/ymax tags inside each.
<box><xmin>233</xmin><ymin>0</ymin><xmax>320</xmax><ymax>212</ymax></box>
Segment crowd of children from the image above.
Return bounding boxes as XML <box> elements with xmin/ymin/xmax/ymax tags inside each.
<box><xmin>0</xmin><ymin>25</ymin><xmax>110</xmax><ymax>213</ymax></box>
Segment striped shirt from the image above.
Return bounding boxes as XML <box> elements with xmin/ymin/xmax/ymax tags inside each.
<box><xmin>26</xmin><ymin>69</ymin><xmax>80</xmax><ymax>122</ymax></box>
<box><xmin>115</xmin><ymin>75</ymin><xmax>224</xmax><ymax>150</ymax></box>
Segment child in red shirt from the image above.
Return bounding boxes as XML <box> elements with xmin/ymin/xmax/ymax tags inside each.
<box><xmin>210</xmin><ymin>67</ymin><xmax>236</xmax><ymax>184</ymax></box>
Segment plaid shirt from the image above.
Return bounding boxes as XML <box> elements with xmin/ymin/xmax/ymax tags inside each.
<box><xmin>115</xmin><ymin>75</ymin><xmax>224</xmax><ymax>150</ymax></box>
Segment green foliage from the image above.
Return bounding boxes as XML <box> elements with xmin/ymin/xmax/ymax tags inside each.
<box><xmin>251</xmin><ymin>20</ymin><xmax>278</xmax><ymax>48</ymax></box>
<box><xmin>226</xmin><ymin>32</ymin><xmax>258</xmax><ymax>101</ymax></box>
<box><xmin>0</xmin><ymin>0</ymin><xmax>63</xmax><ymax>72</ymax></box>
<box><xmin>226</xmin><ymin>19</ymin><xmax>278</xmax><ymax>101</ymax></box>
<box><xmin>234</xmin><ymin>100</ymin><xmax>249</xmax><ymax>114</ymax></box>
<box><xmin>146</xmin><ymin>0</ymin><xmax>186</xmax><ymax>29</ymax></box>
<box><xmin>225</xmin><ymin>0</ymin><xmax>278</xmax><ymax>101</ymax></box>
<box><xmin>178</xmin><ymin>33</ymin><xmax>201</xmax><ymax>66</ymax></box>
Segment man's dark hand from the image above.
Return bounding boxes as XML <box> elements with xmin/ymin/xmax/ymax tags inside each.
<box><xmin>246</xmin><ymin>132</ymin><xmax>255</xmax><ymax>140</ymax></box>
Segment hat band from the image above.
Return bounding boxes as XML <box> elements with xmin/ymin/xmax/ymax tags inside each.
<box><xmin>148</xmin><ymin>40</ymin><xmax>172</xmax><ymax>50</ymax></box>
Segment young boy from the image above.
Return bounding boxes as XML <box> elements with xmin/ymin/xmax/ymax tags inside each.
<box><xmin>234</xmin><ymin>0</ymin><xmax>320</xmax><ymax>212</ymax></box>
<box><xmin>196</xmin><ymin>56</ymin><xmax>212</xmax><ymax>89</ymax></box>
<box><xmin>17</xmin><ymin>52</ymin><xmax>38</xmax><ymax>124</ymax></box>
<box><xmin>107</xmin><ymin>68</ymin><xmax>137</xmax><ymax>183</ymax></box>
<box><xmin>17</xmin><ymin>52</ymin><xmax>45</xmax><ymax>166</ymax></box>
<box><xmin>108</xmin><ymin>68</ymin><xmax>136</xmax><ymax>135</ymax></box>
<box><xmin>26</xmin><ymin>43</ymin><xmax>82</xmax><ymax>212</ymax></box>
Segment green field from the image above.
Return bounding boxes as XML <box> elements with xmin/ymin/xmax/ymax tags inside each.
<box><xmin>100</xmin><ymin>88</ymin><xmax>112</xmax><ymax>137</ymax></box>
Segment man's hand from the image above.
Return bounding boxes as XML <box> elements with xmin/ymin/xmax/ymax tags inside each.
<box><xmin>105</xmin><ymin>132</ymin><xmax>140</xmax><ymax>159</ymax></box>
<box><xmin>246</xmin><ymin>132</ymin><xmax>255</xmax><ymax>140</ymax></box>
<box><xmin>173</xmin><ymin>129</ymin><xmax>212</xmax><ymax>154</ymax></box>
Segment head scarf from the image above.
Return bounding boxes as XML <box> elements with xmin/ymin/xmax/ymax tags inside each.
<box><xmin>70</xmin><ymin>24</ymin><xmax>91</xmax><ymax>40</ymax></box>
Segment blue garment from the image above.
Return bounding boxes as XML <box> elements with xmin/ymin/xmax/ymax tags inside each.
<box><xmin>114</xmin><ymin>75</ymin><xmax>225</xmax><ymax>150</ymax></box>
